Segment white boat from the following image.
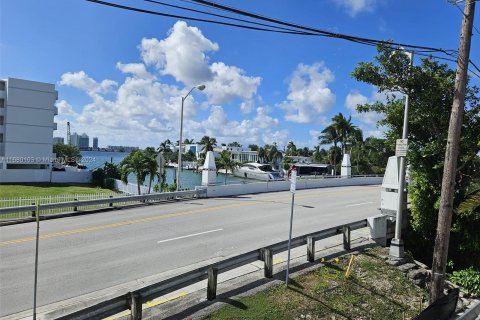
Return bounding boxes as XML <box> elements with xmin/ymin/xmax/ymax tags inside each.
<box><xmin>234</xmin><ymin>163</ymin><xmax>284</xmax><ymax>181</ymax></box>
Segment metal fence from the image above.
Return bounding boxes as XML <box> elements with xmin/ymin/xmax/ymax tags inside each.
<box><xmin>44</xmin><ymin>219</ymin><xmax>367</xmax><ymax>320</ymax></box>
<box><xmin>0</xmin><ymin>190</ymin><xmax>204</xmax><ymax>220</ymax></box>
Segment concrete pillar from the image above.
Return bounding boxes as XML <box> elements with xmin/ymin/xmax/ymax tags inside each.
<box><xmin>343</xmin><ymin>226</ymin><xmax>351</xmax><ymax>251</ymax></box>
<box><xmin>263</xmin><ymin>248</ymin><xmax>273</xmax><ymax>278</ymax></box>
<box><xmin>127</xmin><ymin>292</ymin><xmax>142</xmax><ymax>320</ymax></box>
<box><xmin>307</xmin><ymin>236</ymin><xmax>315</xmax><ymax>262</ymax></box>
<box><xmin>202</xmin><ymin>151</ymin><xmax>216</xmax><ymax>186</ymax></box>
<box><xmin>341</xmin><ymin>154</ymin><xmax>352</xmax><ymax>178</ymax></box>
<box><xmin>207</xmin><ymin>266</ymin><xmax>218</xmax><ymax>300</ymax></box>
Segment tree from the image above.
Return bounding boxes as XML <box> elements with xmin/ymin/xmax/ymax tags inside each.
<box><xmin>143</xmin><ymin>147</ymin><xmax>159</xmax><ymax>194</ymax></box>
<box><xmin>216</xmin><ymin>151</ymin><xmax>238</xmax><ymax>184</ymax></box>
<box><xmin>285</xmin><ymin>141</ymin><xmax>297</xmax><ymax>156</ymax></box>
<box><xmin>119</xmin><ymin>150</ymin><xmax>148</xmax><ymax>195</ymax></box>
<box><xmin>157</xmin><ymin>139</ymin><xmax>172</xmax><ymax>153</ymax></box>
<box><xmin>199</xmin><ymin>136</ymin><xmax>217</xmax><ymax>155</ymax></box>
<box><xmin>53</xmin><ymin>143</ymin><xmax>81</xmax><ymax>166</ymax></box>
<box><xmin>248</xmin><ymin>144</ymin><xmax>259</xmax><ymax>151</ymax></box>
<box><xmin>319</xmin><ymin>125</ymin><xmax>340</xmax><ymax>175</ymax></box>
<box><xmin>183</xmin><ymin>138</ymin><xmax>194</xmax><ymax>144</ymax></box>
<box><xmin>352</xmin><ymin>44</ymin><xmax>480</xmax><ymax>273</ymax></box>
<box><xmin>228</xmin><ymin>141</ymin><xmax>242</xmax><ymax>148</ymax></box>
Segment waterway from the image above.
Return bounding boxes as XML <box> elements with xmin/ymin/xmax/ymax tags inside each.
<box><xmin>80</xmin><ymin>151</ymin><xmax>249</xmax><ymax>189</ymax></box>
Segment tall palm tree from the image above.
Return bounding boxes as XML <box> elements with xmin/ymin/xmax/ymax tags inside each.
<box><xmin>332</xmin><ymin>113</ymin><xmax>357</xmax><ymax>155</ymax></box>
<box><xmin>143</xmin><ymin>147</ymin><xmax>159</xmax><ymax>194</ymax></box>
<box><xmin>257</xmin><ymin>147</ymin><xmax>267</xmax><ymax>163</ymax></box>
<box><xmin>157</xmin><ymin>139</ymin><xmax>172</xmax><ymax>153</ymax></box>
<box><xmin>199</xmin><ymin>136</ymin><xmax>217</xmax><ymax>157</ymax></box>
<box><xmin>285</xmin><ymin>141</ymin><xmax>297</xmax><ymax>156</ymax></box>
<box><xmin>319</xmin><ymin>125</ymin><xmax>340</xmax><ymax>175</ymax></box>
<box><xmin>119</xmin><ymin>150</ymin><xmax>147</xmax><ymax>195</ymax></box>
<box><xmin>216</xmin><ymin>151</ymin><xmax>238</xmax><ymax>184</ymax></box>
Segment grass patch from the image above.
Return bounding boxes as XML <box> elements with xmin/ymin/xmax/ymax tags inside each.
<box><xmin>204</xmin><ymin>248</ymin><xmax>427</xmax><ymax>320</ymax></box>
<box><xmin>0</xmin><ymin>183</ymin><xmax>115</xmax><ymax>198</ymax></box>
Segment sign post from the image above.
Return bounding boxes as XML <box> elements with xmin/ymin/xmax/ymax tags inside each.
<box><xmin>285</xmin><ymin>169</ymin><xmax>297</xmax><ymax>285</ymax></box>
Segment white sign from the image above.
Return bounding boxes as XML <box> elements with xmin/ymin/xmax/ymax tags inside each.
<box><xmin>395</xmin><ymin>139</ymin><xmax>408</xmax><ymax>157</ymax></box>
<box><xmin>290</xmin><ymin>170</ymin><xmax>297</xmax><ymax>193</ymax></box>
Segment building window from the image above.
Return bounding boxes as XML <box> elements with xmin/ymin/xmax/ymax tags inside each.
<box><xmin>0</xmin><ymin>133</ymin><xmax>3</xmax><ymax>143</ymax></box>
<box><xmin>0</xmin><ymin>116</ymin><xmax>3</xmax><ymax>125</ymax></box>
<box><xmin>0</xmin><ymin>81</ymin><xmax>5</xmax><ymax>91</ymax></box>
<box><xmin>0</xmin><ymin>99</ymin><xmax>4</xmax><ymax>108</ymax></box>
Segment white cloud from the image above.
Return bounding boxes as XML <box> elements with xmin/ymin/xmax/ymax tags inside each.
<box><xmin>279</xmin><ymin>62</ymin><xmax>336</xmax><ymax>124</ymax></box>
<box><xmin>139</xmin><ymin>21</ymin><xmax>261</xmax><ymax>106</ymax></box>
<box><xmin>60</xmin><ymin>71</ymin><xmax>117</xmax><ymax>97</ymax></box>
<box><xmin>332</xmin><ymin>0</ymin><xmax>379</xmax><ymax>17</ymax></box>
<box><xmin>140</xmin><ymin>21</ymin><xmax>217</xmax><ymax>85</ymax></box>
<box><xmin>56</xmin><ymin>100</ymin><xmax>77</xmax><ymax>116</ymax></box>
<box><xmin>116</xmin><ymin>62</ymin><xmax>155</xmax><ymax>80</ymax></box>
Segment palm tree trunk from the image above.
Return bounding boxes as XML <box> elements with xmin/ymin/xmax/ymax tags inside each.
<box><xmin>137</xmin><ymin>182</ymin><xmax>141</xmax><ymax>195</ymax></box>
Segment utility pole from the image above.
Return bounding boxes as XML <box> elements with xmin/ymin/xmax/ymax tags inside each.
<box><xmin>429</xmin><ymin>0</ymin><xmax>475</xmax><ymax>303</ymax></box>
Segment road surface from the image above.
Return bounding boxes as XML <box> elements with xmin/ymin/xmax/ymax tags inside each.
<box><xmin>0</xmin><ymin>185</ymin><xmax>380</xmax><ymax>317</ymax></box>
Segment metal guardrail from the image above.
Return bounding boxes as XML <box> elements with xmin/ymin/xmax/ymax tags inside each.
<box><xmin>49</xmin><ymin>219</ymin><xmax>367</xmax><ymax>320</ymax></box>
<box><xmin>0</xmin><ymin>189</ymin><xmax>206</xmax><ymax>219</ymax></box>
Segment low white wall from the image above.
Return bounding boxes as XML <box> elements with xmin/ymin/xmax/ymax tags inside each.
<box><xmin>0</xmin><ymin>169</ymin><xmax>51</xmax><ymax>183</ymax></box>
<box><xmin>51</xmin><ymin>171</ymin><xmax>92</xmax><ymax>183</ymax></box>
<box><xmin>112</xmin><ymin>179</ymin><xmax>148</xmax><ymax>195</ymax></box>
<box><xmin>206</xmin><ymin>176</ymin><xmax>383</xmax><ymax>198</ymax></box>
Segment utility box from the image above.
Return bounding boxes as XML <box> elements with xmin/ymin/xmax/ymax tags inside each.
<box><xmin>380</xmin><ymin>156</ymin><xmax>407</xmax><ymax>218</ymax></box>
<box><xmin>367</xmin><ymin>215</ymin><xmax>387</xmax><ymax>247</ymax></box>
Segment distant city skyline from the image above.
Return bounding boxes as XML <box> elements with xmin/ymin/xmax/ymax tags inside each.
<box><xmin>2</xmin><ymin>1</ymin><xmax>478</xmax><ymax>149</ymax></box>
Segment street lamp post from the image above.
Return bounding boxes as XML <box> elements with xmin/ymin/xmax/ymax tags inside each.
<box><xmin>390</xmin><ymin>50</ymin><xmax>413</xmax><ymax>258</ymax></box>
<box><xmin>176</xmin><ymin>84</ymin><xmax>206</xmax><ymax>191</ymax></box>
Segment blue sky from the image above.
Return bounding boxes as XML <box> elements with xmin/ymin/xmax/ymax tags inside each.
<box><xmin>1</xmin><ymin>0</ymin><xmax>478</xmax><ymax>149</ymax></box>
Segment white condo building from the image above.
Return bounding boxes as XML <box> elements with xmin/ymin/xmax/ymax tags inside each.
<box><xmin>0</xmin><ymin>78</ymin><xmax>58</xmax><ymax>183</ymax></box>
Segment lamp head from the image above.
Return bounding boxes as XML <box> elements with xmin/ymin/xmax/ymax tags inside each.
<box><xmin>197</xmin><ymin>84</ymin><xmax>206</xmax><ymax>91</ymax></box>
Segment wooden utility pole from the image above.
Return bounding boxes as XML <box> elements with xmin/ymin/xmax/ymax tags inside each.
<box><xmin>429</xmin><ymin>0</ymin><xmax>476</xmax><ymax>303</ymax></box>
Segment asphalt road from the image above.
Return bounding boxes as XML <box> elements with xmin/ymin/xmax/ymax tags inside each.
<box><xmin>0</xmin><ymin>185</ymin><xmax>381</xmax><ymax>317</ymax></box>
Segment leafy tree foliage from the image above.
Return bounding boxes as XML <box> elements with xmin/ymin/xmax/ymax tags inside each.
<box><xmin>352</xmin><ymin>45</ymin><xmax>480</xmax><ymax>269</ymax></box>
<box><xmin>53</xmin><ymin>143</ymin><xmax>81</xmax><ymax>165</ymax></box>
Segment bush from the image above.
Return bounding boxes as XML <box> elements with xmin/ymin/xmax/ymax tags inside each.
<box><xmin>91</xmin><ymin>168</ymin><xmax>105</xmax><ymax>187</ymax></box>
<box><xmin>450</xmin><ymin>267</ymin><xmax>480</xmax><ymax>296</ymax></box>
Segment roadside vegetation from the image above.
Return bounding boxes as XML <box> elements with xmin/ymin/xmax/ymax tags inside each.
<box><xmin>352</xmin><ymin>45</ymin><xmax>480</xmax><ymax>292</ymax></box>
<box><xmin>204</xmin><ymin>248</ymin><xmax>426</xmax><ymax>320</ymax></box>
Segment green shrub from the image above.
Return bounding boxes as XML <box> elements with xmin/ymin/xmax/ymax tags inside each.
<box><xmin>450</xmin><ymin>267</ymin><xmax>480</xmax><ymax>296</ymax></box>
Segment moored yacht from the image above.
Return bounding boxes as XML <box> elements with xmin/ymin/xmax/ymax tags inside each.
<box><xmin>233</xmin><ymin>163</ymin><xmax>284</xmax><ymax>181</ymax></box>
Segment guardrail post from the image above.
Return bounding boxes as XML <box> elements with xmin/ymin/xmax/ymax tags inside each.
<box><xmin>127</xmin><ymin>292</ymin><xmax>142</xmax><ymax>320</ymax></box>
<box><xmin>207</xmin><ymin>266</ymin><xmax>218</xmax><ymax>300</ymax></box>
<box><xmin>307</xmin><ymin>236</ymin><xmax>315</xmax><ymax>262</ymax></box>
<box><xmin>263</xmin><ymin>248</ymin><xmax>273</xmax><ymax>278</ymax></box>
<box><xmin>31</xmin><ymin>202</ymin><xmax>36</xmax><ymax>217</ymax></box>
<box><xmin>73</xmin><ymin>198</ymin><xmax>78</xmax><ymax>212</ymax></box>
<box><xmin>109</xmin><ymin>195</ymin><xmax>113</xmax><ymax>207</ymax></box>
<box><xmin>343</xmin><ymin>226</ymin><xmax>351</xmax><ymax>251</ymax></box>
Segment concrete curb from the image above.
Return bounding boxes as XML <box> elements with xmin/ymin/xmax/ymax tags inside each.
<box><xmin>455</xmin><ymin>300</ymin><xmax>480</xmax><ymax>320</ymax></box>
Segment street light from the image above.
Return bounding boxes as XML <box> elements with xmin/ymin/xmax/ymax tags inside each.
<box><xmin>390</xmin><ymin>50</ymin><xmax>413</xmax><ymax>258</ymax></box>
<box><xmin>176</xmin><ymin>84</ymin><xmax>206</xmax><ymax>191</ymax></box>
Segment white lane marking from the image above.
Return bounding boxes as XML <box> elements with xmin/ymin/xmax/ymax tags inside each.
<box><xmin>345</xmin><ymin>201</ymin><xmax>374</xmax><ymax>207</ymax></box>
<box><xmin>157</xmin><ymin>228</ymin><xmax>223</xmax><ymax>244</ymax></box>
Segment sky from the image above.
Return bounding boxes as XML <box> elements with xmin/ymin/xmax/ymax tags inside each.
<box><xmin>1</xmin><ymin>0</ymin><xmax>478</xmax><ymax>150</ymax></box>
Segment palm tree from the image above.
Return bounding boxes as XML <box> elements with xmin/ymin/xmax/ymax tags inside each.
<box><xmin>183</xmin><ymin>138</ymin><xmax>194</xmax><ymax>144</ymax></box>
<box><xmin>257</xmin><ymin>147</ymin><xmax>267</xmax><ymax>163</ymax></box>
<box><xmin>332</xmin><ymin>113</ymin><xmax>357</xmax><ymax>155</ymax></box>
<box><xmin>199</xmin><ymin>136</ymin><xmax>217</xmax><ymax>156</ymax></box>
<box><xmin>216</xmin><ymin>151</ymin><xmax>238</xmax><ymax>184</ymax></box>
<box><xmin>143</xmin><ymin>147</ymin><xmax>159</xmax><ymax>194</ymax></box>
<box><xmin>319</xmin><ymin>125</ymin><xmax>340</xmax><ymax>175</ymax></box>
<box><xmin>119</xmin><ymin>150</ymin><xmax>147</xmax><ymax>195</ymax></box>
<box><xmin>157</xmin><ymin>139</ymin><xmax>172</xmax><ymax>153</ymax></box>
<box><xmin>285</xmin><ymin>141</ymin><xmax>297</xmax><ymax>156</ymax></box>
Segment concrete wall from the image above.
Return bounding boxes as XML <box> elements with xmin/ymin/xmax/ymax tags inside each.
<box><xmin>113</xmin><ymin>179</ymin><xmax>148</xmax><ymax>195</ymax></box>
<box><xmin>51</xmin><ymin>171</ymin><xmax>92</xmax><ymax>183</ymax></box>
<box><xmin>206</xmin><ymin>176</ymin><xmax>383</xmax><ymax>198</ymax></box>
<box><xmin>0</xmin><ymin>169</ymin><xmax>51</xmax><ymax>183</ymax></box>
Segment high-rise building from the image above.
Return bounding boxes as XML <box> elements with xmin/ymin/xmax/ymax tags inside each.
<box><xmin>0</xmin><ymin>78</ymin><xmax>58</xmax><ymax>182</ymax></box>
<box><xmin>93</xmin><ymin>137</ymin><xmax>98</xmax><ymax>150</ymax></box>
<box><xmin>53</xmin><ymin>137</ymin><xmax>64</xmax><ymax>145</ymax></box>
<box><xmin>78</xmin><ymin>133</ymin><xmax>89</xmax><ymax>150</ymax></box>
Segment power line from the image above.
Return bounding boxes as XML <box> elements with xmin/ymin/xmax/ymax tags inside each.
<box><xmin>450</xmin><ymin>0</ymin><xmax>480</xmax><ymax>35</ymax></box>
